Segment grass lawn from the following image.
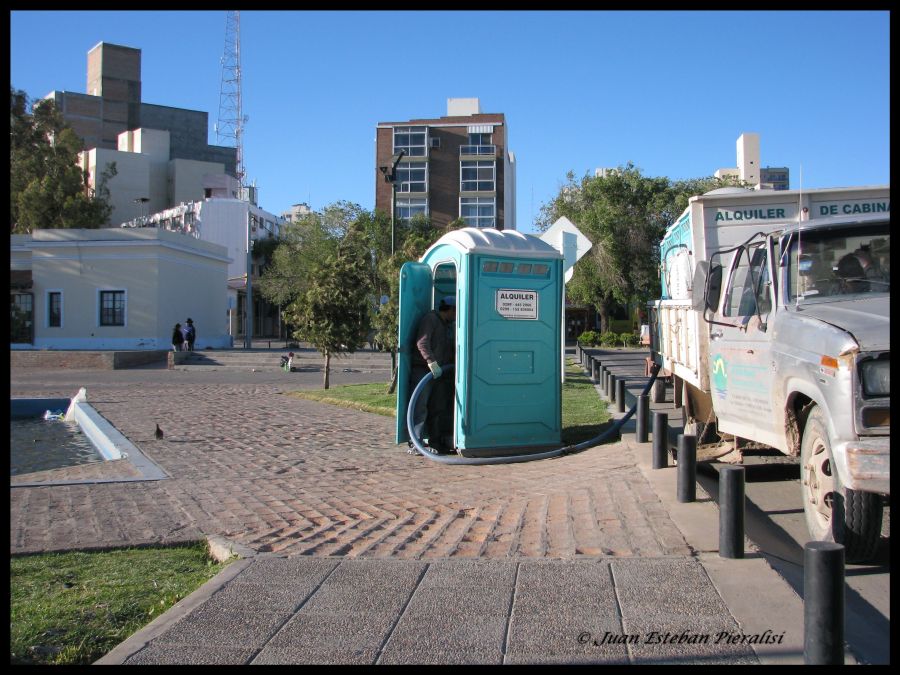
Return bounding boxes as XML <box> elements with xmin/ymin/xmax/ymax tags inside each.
<box><xmin>10</xmin><ymin>542</ymin><xmax>231</xmax><ymax>665</ymax></box>
<box><xmin>288</xmin><ymin>359</ymin><xmax>611</xmax><ymax>445</ymax></box>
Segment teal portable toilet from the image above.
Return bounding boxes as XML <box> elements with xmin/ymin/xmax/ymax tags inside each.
<box><xmin>396</xmin><ymin>227</ymin><xmax>564</xmax><ymax>458</ymax></box>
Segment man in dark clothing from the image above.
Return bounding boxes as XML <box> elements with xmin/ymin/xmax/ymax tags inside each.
<box><xmin>410</xmin><ymin>295</ymin><xmax>456</xmax><ymax>454</ymax></box>
<box><xmin>182</xmin><ymin>318</ymin><xmax>196</xmax><ymax>351</ymax></box>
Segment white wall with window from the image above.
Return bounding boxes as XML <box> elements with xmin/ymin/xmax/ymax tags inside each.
<box><xmin>46</xmin><ymin>289</ymin><xmax>63</xmax><ymax>328</ymax></box>
<box><xmin>11</xmin><ymin>228</ymin><xmax>231</xmax><ymax>350</ymax></box>
<box><xmin>98</xmin><ymin>289</ymin><xmax>127</xmax><ymax>327</ymax></box>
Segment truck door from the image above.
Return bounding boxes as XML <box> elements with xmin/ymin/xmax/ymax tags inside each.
<box><xmin>396</xmin><ymin>262</ymin><xmax>433</xmax><ymax>444</ymax></box>
<box><xmin>709</xmin><ymin>235</ymin><xmax>784</xmax><ymax>449</ymax></box>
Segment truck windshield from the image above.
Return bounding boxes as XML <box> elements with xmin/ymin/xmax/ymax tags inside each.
<box><xmin>786</xmin><ymin>223</ymin><xmax>890</xmax><ymax>302</ymax></box>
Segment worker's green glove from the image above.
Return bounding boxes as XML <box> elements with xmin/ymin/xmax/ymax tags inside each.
<box><xmin>428</xmin><ymin>361</ymin><xmax>443</xmax><ymax>379</ymax></box>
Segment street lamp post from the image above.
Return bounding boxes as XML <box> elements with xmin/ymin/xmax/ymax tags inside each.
<box><xmin>379</xmin><ymin>150</ymin><xmax>405</xmax><ymax>256</ymax></box>
<box><xmin>245</xmin><ymin>212</ymin><xmax>255</xmax><ymax>350</ymax></box>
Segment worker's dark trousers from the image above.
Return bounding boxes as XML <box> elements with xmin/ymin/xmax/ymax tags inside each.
<box><xmin>410</xmin><ymin>366</ymin><xmax>453</xmax><ymax>448</ymax></box>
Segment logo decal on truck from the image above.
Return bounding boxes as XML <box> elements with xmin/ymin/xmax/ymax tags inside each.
<box><xmin>712</xmin><ymin>355</ymin><xmax>728</xmax><ymax>399</ymax></box>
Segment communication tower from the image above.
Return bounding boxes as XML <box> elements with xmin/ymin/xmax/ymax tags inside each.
<box><xmin>215</xmin><ymin>11</ymin><xmax>246</xmax><ymax>190</ymax></box>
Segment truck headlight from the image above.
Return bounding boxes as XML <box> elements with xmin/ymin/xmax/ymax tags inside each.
<box><xmin>860</xmin><ymin>358</ymin><xmax>890</xmax><ymax>397</ymax></box>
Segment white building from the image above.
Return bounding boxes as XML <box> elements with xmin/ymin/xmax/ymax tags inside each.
<box><xmin>121</xmin><ymin>197</ymin><xmax>287</xmax><ymax>338</ymax></box>
<box><xmin>79</xmin><ymin>127</ymin><xmax>231</xmax><ymax>226</ymax></box>
<box><xmin>715</xmin><ymin>132</ymin><xmax>790</xmax><ymax>190</ymax></box>
<box><xmin>11</xmin><ymin>228</ymin><xmax>231</xmax><ymax>350</ymax></box>
<box><xmin>281</xmin><ymin>202</ymin><xmax>313</xmax><ymax>222</ymax></box>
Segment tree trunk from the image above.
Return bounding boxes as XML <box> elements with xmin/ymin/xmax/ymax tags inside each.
<box><xmin>323</xmin><ymin>350</ymin><xmax>331</xmax><ymax>389</ymax></box>
<box><xmin>387</xmin><ymin>348</ymin><xmax>398</xmax><ymax>394</ymax></box>
<box><xmin>597</xmin><ymin>306</ymin><xmax>610</xmax><ymax>333</ymax></box>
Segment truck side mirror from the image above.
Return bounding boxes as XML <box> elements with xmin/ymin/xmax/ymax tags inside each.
<box><xmin>691</xmin><ymin>261</ymin><xmax>709</xmax><ymax>312</ymax></box>
<box><xmin>706</xmin><ymin>264</ymin><xmax>723</xmax><ymax>313</ymax></box>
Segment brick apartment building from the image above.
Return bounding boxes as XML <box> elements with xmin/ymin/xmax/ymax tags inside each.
<box><xmin>375</xmin><ymin>98</ymin><xmax>516</xmax><ymax>230</ymax></box>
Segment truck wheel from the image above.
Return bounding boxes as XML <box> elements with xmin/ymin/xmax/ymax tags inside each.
<box><xmin>800</xmin><ymin>406</ymin><xmax>882</xmax><ymax>562</ymax></box>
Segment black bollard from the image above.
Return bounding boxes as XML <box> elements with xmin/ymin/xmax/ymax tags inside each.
<box><xmin>652</xmin><ymin>411</ymin><xmax>668</xmax><ymax>468</ymax></box>
<box><xmin>651</xmin><ymin>376</ymin><xmax>667</xmax><ymax>404</ymax></box>
<box><xmin>635</xmin><ymin>394</ymin><xmax>649</xmax><ymax>443</ymax></box>
<box><xmin>592</xmin><ymin>359</ymin><xmax>601</xmax><ymax>383</ymax></box>
<box><xmin>719</xmin><ymin>466</ymin><xmax>745</xmax><ymax>558</ymax></box>
<box><xmin>609</xmin><ymin>374</ymin><xmax>617</xmax><ymax>403</ymax></box>
<box><xmin>602</xmin><ymin>368</ymin><xmax>609</xmax><ymax>396</ymax></box>
<box><xmin>587</xmin><ymin>355</ymin><xmax>595</xmax><ymax>379</ymax></box>
<box><xmin>804</xmin><ymin>542</ymin><xmax>845</xmax><ymax>665</ymax></box>
<box><xmin>615</xmin><ymin>378</ymin><xmax>625</xmax><ymax>413</ymax></box>
<box><xmin>676</xmin><ymin>434</ymin><xmax>697</xmax><ymax>503</ymax></box>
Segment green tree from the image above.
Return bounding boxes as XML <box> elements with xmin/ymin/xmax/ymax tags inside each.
<box><xmin>538</xmin><ymin>163</ymin><xmax>747</xmax><ymax>331</ymax></box>
<box><xmin>260</xmin><ymin>203</ymin><xmax>461</xmax><ymax>390</ymax></box>
<box><xmin>259</xmin><ymin>202</ymin><xmax>377</xmax><ymax>388</ymax></box>
<box><xmin>10</xmin><ymin>88</ymin><xmax>116</xmax><ymax>233</ymax></box>
<box><xmin>370</xmin><ymin>212</ymin><xmax>457</xmax><ymax>393</ymax></box>
<box><xmin>257</xmin><ymin>206</ymin><xmax>344</xmax><ymax>311</ymax></box>
<box><xmin>284</xmin><ymin>223</ymin><xmax>372</xmax><ymax>389</ymax></box>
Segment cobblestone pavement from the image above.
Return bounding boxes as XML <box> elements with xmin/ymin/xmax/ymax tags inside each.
<box><xmin>11</xmin><ymin>367</ymin><xmax>690</xmax><ymax>559</ymax></box>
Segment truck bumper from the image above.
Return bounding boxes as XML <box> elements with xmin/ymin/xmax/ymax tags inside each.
<box><xmin>835</xmin><ymin>438</ymin><xmax>890</xmax><ymax>495</ymax></box>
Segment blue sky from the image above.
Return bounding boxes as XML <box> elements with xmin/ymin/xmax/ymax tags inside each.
<box><xmin>10</xmin><ymin>10</ymin><xmax>890</xmax><ymax>234</ymax></box>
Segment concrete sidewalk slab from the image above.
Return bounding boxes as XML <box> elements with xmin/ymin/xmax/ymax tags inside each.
<box><xmin>99</xmin><ymin>557</ymin><xmax>779</xmax><ymax>665</ymax></box>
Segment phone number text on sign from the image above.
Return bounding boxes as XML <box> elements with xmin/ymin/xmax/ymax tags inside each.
<box><xmin>496</xmin><ymin>289</ymin><xmax>538</xmax><ymax>320</ymax></box>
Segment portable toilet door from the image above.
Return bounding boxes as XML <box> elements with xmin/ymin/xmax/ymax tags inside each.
<box><xmin>396</xmin><ymin>228</ymin><xmax>563</xmax><ymax>458</ymax></box>
<box><xmin>395</xmin><ymin>249</ymin><xmax>463</xmax><ymax>446</ymax></box>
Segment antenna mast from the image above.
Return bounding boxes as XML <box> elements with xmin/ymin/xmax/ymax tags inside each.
<box><xmin>216</xmin><ymin>11</ymin><xmax>245</xmax><ymax>193</ymax></box>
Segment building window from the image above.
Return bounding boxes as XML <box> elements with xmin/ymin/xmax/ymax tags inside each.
<box><xmin>99</xmin><ymin>290</ymin><xmax>126</xmax><ymax>326</ymax></box>
<box><xmin>393</xmin><ymin>126</ymin><xmax>427</xmax><ymax>157</ymax></box>
<box><xmin>461</xmin><ymin>131</ymin><xmax>496</xmax><ymax>156</ymax></box>
<box><xmin>397</xmin><ymin>162</ymin><xmax>427</xmax><ymax>193</ymax></box>
<box><xmin>460</xmin><ymin>197</ymin><xmax>495</xmax><ymax>228</ymax></box>
<box><xmin>48</xmin><ymin>291</ymin><xmax>62</xmax><ymax>328</ymax></box>
<box><xmin>397</xmin><ymin>197</ymin><xmax>428</xmax><ymax>221</ymax></box>
<box><xmin>10</xmin><ymin>292</ymin><xmax>33</xmax><ymax>343</ymax></box>
<box><xmin>461</xmin><ymin>161</ymin><xmax>495</xmax><ymax>192</ymax></box>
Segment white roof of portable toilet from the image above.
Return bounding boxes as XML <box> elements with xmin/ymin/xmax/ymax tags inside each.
<box><xmin>424</xmin><ymin>227</ymin><xmax>562</xmax><ymax>260</ymax></box>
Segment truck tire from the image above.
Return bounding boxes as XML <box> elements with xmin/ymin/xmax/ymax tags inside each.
<box><xmin>800</xmin><ymin>405</ymin><xmax>882</xmax><ymax>562</ymax></box>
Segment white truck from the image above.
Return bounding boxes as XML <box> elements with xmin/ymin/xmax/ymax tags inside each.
<box><xmin>649</xmin><ymin>185</ymin><xmax>889</xmax><ymax>561</ymax></box>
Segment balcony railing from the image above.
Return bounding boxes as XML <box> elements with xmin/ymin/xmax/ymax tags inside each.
<box><xmin>460</xmin><ymin>144</ymin><xmax>496</xmax><ymax>157</ymax></box>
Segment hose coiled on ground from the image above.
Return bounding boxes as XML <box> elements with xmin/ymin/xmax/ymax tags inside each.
<box><xmin>406</xmin><ymin>360</ymin><xmax>662</xmax><ymax>465</ymax></box>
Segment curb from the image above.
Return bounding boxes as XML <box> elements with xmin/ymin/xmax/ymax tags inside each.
<box><xmin>94</xmin><ymin>556</ymin><xmax>253</xmax><ymax>665</ymax></box>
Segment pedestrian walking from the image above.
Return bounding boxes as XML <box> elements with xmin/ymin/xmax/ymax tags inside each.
<box><xmin>182</xmin><ymin>318</ymin><xmax>196</xmax><ymax>351</ymax></box>
<box><xmin>171</xmin><ymin>323</ymin><xmax>182</xmax><ymax>351</ymax></box>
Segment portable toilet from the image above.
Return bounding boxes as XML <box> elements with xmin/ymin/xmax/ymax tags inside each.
<box><xmin>396</xmin><ymin>227</ymin><xmax>564</xmax><ymax>458</ymax></box>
